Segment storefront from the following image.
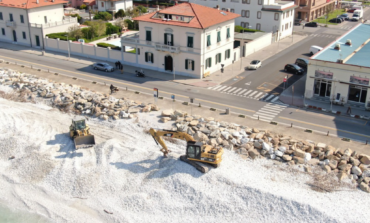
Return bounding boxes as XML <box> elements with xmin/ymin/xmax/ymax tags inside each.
<box><xmin>313</xmin><ymin>70</ymin><xmax>333</xmax><ymax>98</ymax></box>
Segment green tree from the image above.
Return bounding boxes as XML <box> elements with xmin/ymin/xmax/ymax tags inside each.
<box><xmin>88</xmin><ymin>20</ymin><xmax>107</xmax><ymax>39</ymax></box>
<box><xmin>106</xmin><ymin>23</ymin><xmax>120</xmax><ymax>35</ymax></box>
<box><xmin>137</xmin><ymin>5</ymin><xmax>147</xmax><ymax>13</ymax></box>
<box><xmin>93</xmin><ymin>12</ymin><xmax>113</xmax><ymax>21</ymax></box>
<box><xmin>115</xmin><ymin>9</ymin><xmax>125</xmax><ymax>19</ymax></box>
<box><xmin>124</xmin><ymin>19</ymin><xmax>134</xmax><ymax>30</ymax></box>
<box><xmin>68</xmin><ymin>24</ymin><xmax>83</xmax><ymax>40</ymax></box>
<box><xmin>79</xmin><ymin>4</ymin><xmax>87</xmax><ymax>10</ymax></box>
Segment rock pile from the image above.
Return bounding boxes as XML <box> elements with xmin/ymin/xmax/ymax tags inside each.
<box><xmin>0</xmin><ymin>69</ymin><xmax>160</xmax><ymax>120</ymax></box>
<box><xmin>1</xmin><ymin>69</ymin><xmax>369</xmax><ymax>193</ymax></box>
<box><xmin>162</xmin><ymin>109</ymin><xmax>370</xmax><ymax>193</ymax></box>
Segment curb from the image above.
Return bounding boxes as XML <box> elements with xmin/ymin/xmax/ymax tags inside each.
<box><xmin>305</xmin><ymin>104</ymin><xmax>370</xmax><ymax>120</ymax></box>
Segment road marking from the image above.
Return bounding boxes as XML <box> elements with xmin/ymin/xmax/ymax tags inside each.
<box><xmin>231</xmin><ymin>88</ymin><xmax>242</xmax><ymax>94</ymax></box>
<box><xmin>227</xmin><ymin>87</ymin><xmax>237</xmax><ymax>92</ymax></box>
<box><xmin>243</xmin><ymin>90</ymin><xmax>253</xmax><ymax>96</ymax></box>
<box><xmin>256</xmin><ymin>111</ymin><xmax>279</xmax><ymax>116</ymax></box>
<box><xmin>0</xmin><ymin>55</ymin><xmax>257</xmax><ymax>114</ymax></box>
<box><xmin>249</xmin><ymin>91</ymin><xmax>258</xmax><ymax>97</ymax></box>
<box><xmin>270</xmin><ymin>96</ymin><xmax>279</xmax><ymax>102</ymax></box>
<box><xmin>222</xmin><ymin>86</ymin><xmax>232</xmax><ymax>92</ymax></box>
<box><xmin>238</xmin><ymin>89</ymin><xmax>247</xmax><ymax>95</ymax></box>
<box><xmin>210</xmin><ymin>85</ymin><xmax>222</xmax><ymax>90</ymax></box>
<box><xmin>265</xmin><ymin>95</ymin><xmax>275</xmax><ymax>101</ymax></box>
<box><xmin>217</xmin><ymin>86</ymin><xmax>228</xmax><ymax>91</ymax></box>
<box><xmin>245</xmin><ymin>81</ymin><xmax>251</xmax><ymax>85</ymax></box>
<box><xmin>254</xmin><ymin>92</ymin><xmax>264</xmax><ymax>99</ymax></box>
<box><xmin>278</xmin><ymin>117</ymin><xmax>370</xmax><ymax>139</ymax></box>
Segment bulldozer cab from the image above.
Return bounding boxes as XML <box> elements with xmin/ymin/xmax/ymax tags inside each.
<box><xmin>73</xmin><ymin>119</ymin><xmax>86</xmax><ymax>130</ymax></box>
<box><xmin>186</xmin><ymin>141</ymin><xmax>202</xmax><ymax>159</ymax></box>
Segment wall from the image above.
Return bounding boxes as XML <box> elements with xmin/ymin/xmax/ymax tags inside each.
<box><xmin>28</xmin><ymin>4</ymin><xmax>65</xmax><ymax>24</ymax></box>
<box><xmin>244</xmin><ymin>32</ymin><xmax>272</xmax><ymax>57</ymax></box>
<box><xmin>115</xmin><ymin>0</ymin><xmax>133</xmax><ymax>11</ymax></box>
<box><xmin>0</xmin><ymin>7</ymin><xmax>32</xmax><ymax>46</ymax></box>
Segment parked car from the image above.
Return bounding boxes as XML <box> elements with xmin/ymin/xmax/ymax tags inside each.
<box><xmin>352</xmin><ymin>14</ymin><xmax>360</xmax><ymax>21</ymax></box>
<box><xmin>284</xmin><ymin>64</ymin><xmax>304</xmax><ymax>75</ymax></box>
<box><xmin>92</xmin><ymin>62</ymin><xmax>115</xmax><ymax>72</ymax></box>
<box><xmin>294</xmin><ymin>19</ymin><xmax>303</xmax><ymax>25</ymax></box>
<box><xmin>329</xmin><ymin>18</ymin><xmax>342</xmax><ymax>23</ymax></box>
<box><xmin>305</xmin><ymin>22</ymin><xmax>318</xmax><ymax>27</ymax></box>
<box><xmin>295</xmin><ymin>58</ymin><xmax>309</xmax><ymax>69</ymax></box>
<box><xmin>339</xmin><ymin>13</ymin><xmax>350</xmax><ymax>20</ymax></box>
<box><xmin>310</xmin><ymin>45</ymin><xmax>323</xmax><ymax>56</ymax></box>
<box><xmin>347</xmin><ymin>8</ymin><xmax>356</xmax><ymax>13</ymax></box>
<box><xmin>247</xmin><ymin>60</ymin><xmax>262</xmax><ymax>70</ymax></box>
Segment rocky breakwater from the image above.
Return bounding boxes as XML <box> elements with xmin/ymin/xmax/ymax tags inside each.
<box><xmin>0</xmin><ymin>69</ymin><xmax>160</xmax><ymax>119</ymax></box>
<box><xmin>162</xmin><ymin>109</ymin><xmax>370</xmax><ymax>193</ymax></box>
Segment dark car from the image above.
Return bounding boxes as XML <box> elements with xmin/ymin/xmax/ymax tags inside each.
<box><xmin>339</xmin><ymin>14</ymin><xmax>350</xmax><ymax>20</ymax></box>
<box><xmin>295</xmin><ymin>58</ymin><xmax>309</xmax><ymax>69</ymax></box>
<box><xmin>305</xmin><ymin>22</ymin><xmax>318</xmax><ymax>27</ymax></box>
<box><xmin>284</xmin><ymin>64</ymin><xmax>304</xmax><ymax>75</ymax></box>
<box><xmin>329</xmin><ymin>18</ymin><xmax>342</xmax><ymax>23</ymax></box>
<box><xmin>294</xmin><ymin>19</ymin><xmax>303</xmax><ymax>25</ymax></box>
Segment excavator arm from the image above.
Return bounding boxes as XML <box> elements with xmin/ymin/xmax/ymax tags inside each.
<box><xmin>149</xmin><ymin>128</ymin><xmax>195</xmax><ymax>157</ymax></box>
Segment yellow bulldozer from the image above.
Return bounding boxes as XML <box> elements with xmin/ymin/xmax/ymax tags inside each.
<box><xmin>69</xmin><ymin>117</ymin><xmax>96</xmax><ymax>149</ymax></box>
<box><xmin>149</xmin><ymin>128</ymin><xmax>224</xmax><ymax>173</ymax></box>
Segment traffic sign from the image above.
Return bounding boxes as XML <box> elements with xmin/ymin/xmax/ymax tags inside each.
<box><xmin>171</xmin><ymin>94</ymin><xmax>175</xmax><ymax>100</ymax></box>
<box><xmin>283</xmin><ymin>78</ymin><xmax>287</xmax><ymax>82</ymax></box>
<box><xmin>153</xmin><ymin>88</ymin><xmax>158</xmax><ymax>97</ymax></box>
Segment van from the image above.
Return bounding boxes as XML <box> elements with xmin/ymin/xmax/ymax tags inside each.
<box><xmin>309</xmin><ymin>45</ymin><xmax>323</xmax><ymax>56</ymax></box>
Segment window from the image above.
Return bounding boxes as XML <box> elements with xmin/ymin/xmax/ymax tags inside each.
<box><xmin>230</xmin><ymin>9</ymin><xmax>234</xmax><ymax>13</ymax></box>
<box><xmin>274</xmin><ymin>13</ymin><xmax>279</xmax><ymax>21</ymax></box>
<box><xmin>9</xmin><ymin>13</ymin><xmax>13</xmax><ymax>22</ymax></box>
<box><xmin>205</xmin><ymin>57</ymin><xmax>212</xmax><ymax>69</ymax></box>
<box><xmin>225</xmin><ymin>49</ymin><xmax>231</xmax><ymax>60</ymax></box>
<box><xmin>285</xmin><ymin>23</ymin><xmax>288</xmax><ymax>29</ymax></box>
<box><xmin>164</xmin><ymin>33</ymin><xmax>173</xmax><ymax>46</ymax></box>
<box><xmin>111</xmin><ymin>2</ymin><xmax>114</xmax><ymax>7</ymax></box>
<box><xmin>101</xmin><ymin>2</ymin><xmax>104</xmax><ymax>7</ymax></box>
<box><xmin>282</xmin><ymin>25</ymin><xmax>284</xmax><ymax>31</ymax></box>
<box><xmin>226</xmin><ymin>27</ymin><xmax>230</xmax><ymax>39</ymax></box>
<box><xmin>287</xmin><ymin>11</ymin><xmax>289</xmax><ymax>18</ymax></box>
<box><xmin>217</xmin><ymin>31</ymin><xmax>221</xmax><ymax>43</ymax></box>
<box><xmin>137</xmin><ymin>48</ymin><xmax>140</xmax><ymax>55</ymax></box>
<box><xmin>257</xmin><ymin>11</ymin><xmax>261</xmax><ymax>19</ymax></box>
<box><xmin>246</xmin><ymin>10</ymin><xmax>250</xmax><ymax>18</ymax></box>
<box><xmin>1</xmin><ymin>28</ymin><xmax>5</xmax><ymax>36</ymax></box>
<box><xmin>283</xmin><ymin>12</ymin><xmax>285</xmax><ymax>19</ymax></box>
<box><xmin>22</xmin><ymin>32</ymin><xmax>26</xmax><ymax>39</ymax></box>
<box><xmin>20</xmin><ymin>15</ymin><xmax>24</xmax><ymax>23</ymax></box>
<box><xmin>215</xmin><ymin>53</ymin><xmax>221</xmax><ymax>64</ymax></box>
<box><xmin>242</xmin><ymin>0</ymin><xmax>248</xmax><ymax>4</ymax></box>
<box><xmin>44</xmin><ymin>16</ymin><xmax>47</xmax><ymax>24</ymax></box>
<box><xmin>145</xmin><ymin>52</ymin><xmax>154</xmax><ymax>63</ymax></box>
<box><xmin>146</xmin><ymin>30</ymin><xmax>151</xmax><ymax>41</ymax></box>
<box><xmin>185</xmin><ymin>59</ymin><xmax>194</xmax><ymax>71</ymax></box>
<box><xmin>207</xmin><ymin>35</ymin><xmax>211</xmax><ymax>47</ymax></box>
<box><xmin>0</xmin><ymin>12</ymin><xmax>3</xmax><ymax>20</ymax></box>
<box><xmin>187</xmin><ymin>36</ymin><xmax>193</xmax><ymax>48</ymax></box>
<box><xmin>241</xmin><ymin>10</ymin><xmax>245</xmax><ymax>17</ymax></box>
<box><xmin>258</xmin><ymin>0</ymin><xmax>262</xmax><ymax>5</ymax></box>
<box><xmin>256</xmin><ymin>23</ymin><xmax>261</xmax><ymax>30</ymax></box>
<box><xmin>222</xmin><ymin>0</ymin><xmax>226</xmax><ymax>2</ymax></box>
<box><xmin>240</xmin><ymin>22</ymin><xmax>249</xmax><ymax>28</ymax></box>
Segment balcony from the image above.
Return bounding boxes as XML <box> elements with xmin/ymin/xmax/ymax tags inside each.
<box><xmin>155</xmin><ymin>43</ymin><xmax>180</xmax><ymax>54</ymax></box>
<box><xmin>6</xmin><ymin>20</ymin><xmax>16</xmax><ymax>28</ymax></box>
<box><xmin>30</xmin><ymin>17</ymin><xmax>77</xmax><ymax>28</ymax></box>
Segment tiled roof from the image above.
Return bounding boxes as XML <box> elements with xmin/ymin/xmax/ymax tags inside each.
<box><xmin>83</xmin><ymin>0</ymin><xmax>95</xmax><ymax>5</ymax></box>
<box><xmin>133</xmin><ymin>3</ymin><xmax>240</xmax><ymax>29</ymax></box>
<box><xmin>0</xmin><ymin>0</ymin><xmax>67</xmax><ymax>9</ymax></box>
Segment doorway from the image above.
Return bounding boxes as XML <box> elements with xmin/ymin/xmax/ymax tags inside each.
<box><xmin>348</xmin><ymin>85</ymin><xmax>367</xmax><ymax>103</ymax></box>
<box><xmin>35</xmin><ymin>35</ymin><xmax>40</xmax><ymax>47</ymax></box>
<box><xmin>164</xmin><ymin>55</ymin><xmax>173</xmax><ymax>71</ymax></box>
<box><xmin>314</xmin><ymin>79</ymin><xmax>331</xmax><ymax>97</ymax></box>
<box><xmin>12</xmin><ymin>30</ymin><xmax>17</xmax><ymax>42</ymax></box>
<box><xmin>298</xmin><ymin>12</ymin><xmax>301</xmax><ymax>19</ymax></box>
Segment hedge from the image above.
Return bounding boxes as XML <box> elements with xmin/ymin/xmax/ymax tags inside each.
<box><xmin>235</xmin><ymin>25</ymin><xmax>263</xmax><ymax>33</ymax></box>
<box><xmin>46</xmin><ymin>32</ymin><xmax>76</xmax><ymax>41</ymax></box>
<box><xmin>96</xmin><ymin>42</ymin><xmax>121</xmax><ymax>51</ymax></box>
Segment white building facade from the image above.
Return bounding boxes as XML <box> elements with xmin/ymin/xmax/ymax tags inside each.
<box><xmin>188</xmin><ymin>0</ymin><xmax>297</xmax><ymax>40</ymax></box>
<box><xmin>96</xmin><ymin>0</ymin><xmax>133</xmax><ymax>12</ymax></box>
<box><xmin>0</xmin><ymin>0</ymin><xmax>78</xmax><ymax>49</ymax></box>
<box><xmin>121</xmin><ymin>3</ymin><xmax>240</xmax><ymax>79</ymax></box>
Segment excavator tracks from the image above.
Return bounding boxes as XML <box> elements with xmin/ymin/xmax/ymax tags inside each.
<box><xmin>179</xmin><ymin>155</ymin><xmax>209</xmax><ymax>173</ymax></box>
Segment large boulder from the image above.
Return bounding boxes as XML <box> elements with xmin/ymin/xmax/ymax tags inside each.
<box><xmin>189</xmin><ymin>120</ymin><xmax>199</xmax><ymax>126</ymax></box>
<box><xmin>294</xmin><ymin>149</ymin><xmax>305</xmax><ymax>158</ymax></box>
<box><xmin>254</xmin><ymin>141</ymin><xmax>262</xmax><ymax>150</ymax></box>
<box><xmin>360</xmin><ymin>155</ymin><xmax>370</xmax><ymax>165</ymax></box>
<box><xmin>293</xmin><ymin>157</ymin><xmax>305</xmax><ymax>164</ymax></box>
<box><xmin>262</xmin><ymin>142</ymin><xmax>270</xmax><ymax>151</ymax></box>
<box><xmin>329</xmin><ymin>160</ymin><xmax>338</xmax><ymax>170</ymax></box>
<box><xmin>275</xmin><ymin>150</ymin><xmax>284</xmax><ymax>157</ymax></box>
<box><xmin>337</xmin><ymin>172</ymin><xmax>348</xmax><ymax>181</ymax></box>
<box><xmin>161</xmin><ymin>110</ymin><xmax>173</xmax><ymax>117</ymax></box>
<box><xmin>161</xmin><ymin>117</ymin><xmax>171</xmax><ymax>123</ymax></box>
<box><xmin>359</xmin><ymin>182</ymin><xmax>370</xmax><ymax>193</ymax></box>
<box><xmin>351</xmin><ymin>166</ymin><xmax>362</xmax><ymax>176</ymax></box>
<box><xmin>248</xmin><ymin>149</ymin><xmax>259</xmax><ymax>159</ymax></box>
<box><xmin>282</xmin><ymin>155</ymin><xmax>292</xmax><ymax>161</ymax></box>
<box><xmin>174</xmin><ymin>110</ymin><xmax>187</xmax><ymax>117</ymax></box>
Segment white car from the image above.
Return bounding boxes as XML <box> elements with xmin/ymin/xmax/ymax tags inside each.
<box><xmin>247</xmin><ymin>60</ymin><xmax>262</xmax><ymax>70</ymax></box>
<box><xmin>92</xmin><ymin>62</ymin><xmax>115</xmax><ymax>72</ymax></box>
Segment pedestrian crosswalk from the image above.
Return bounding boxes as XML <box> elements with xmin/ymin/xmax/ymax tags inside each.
<box><xmin>308</xmin><ymin>34</ymin><xmax>338</xmax><ymax>38</ymax></box>
<box><xmin>339</xmin><ymin>26</ymin><xmax>354</xmax><ymax>30</ymax></box>
<box><xmin>207</xmin><ymin>85</ymin><xmax>280</xmax><ymax>102</ymax></box>
<box><xmin>251</xmin><ymin>102</ymin><xmax>288</xmax><ymax>122</ymax></box>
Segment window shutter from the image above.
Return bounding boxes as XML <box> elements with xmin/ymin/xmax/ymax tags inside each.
<box><xmin>217</xmin><ymin>31</ymin><xmax>221</xmax><ymax>42</ymax></box>
<box><xmin>146</xmin><ymin>30</ymin><xmax>151</xmax><ymax>41</ymax></box>
<box><xmin>151</xmin><ymin>53</ymin><xmax>154</xmax><ymax>63</ymax></box>
<box><xmin>225</xmin><ymin>50</ymin><xmax>227</xmax><ymax>60</ymax></box>
<box><xmin>170</xmin><ymin>34</ymin><xmax>173</xmax><ymax>46</ymax></box>
<box><xmin>185</xmin><ymin>59</ymin><xmax>188</xmax><ymax>69</ymax></box>
<box><xmin>227</xmin><ymin>28</ymin><xmax>230</xmax><ymax>38</ymax></box>
<box><xmin>145</xmin><ymin>52</ymin><xmax>148</xmax><ymax>62</ymax></box>
<box><xmin>215</xmin><ymin>55</ymin><xmax>217</xmax><ymax>64</ymax></box>
<box><xmin>207</xmin><ymin>35</ymin><xmax>211</xmax><ymax>46</ymax></box>
<box><xmin>137</xmin><ymin>48</ymin><xmax>140</xmax><ymax>55</ymax></box>
<box><xmin>219</xmin><ymin>54</ymin><xmax>221</xmax><ymax>63</ymax></box>
<box><xmin>191</xmin><ymin>60</ymin><xmax>194</xmax><ymax>70</ymax></box>
<box><xmin>164</xmin><ymin>33</ymin><xmax>167</xmax><ymax>44</ymax></box>
<box><xmin>210</xmin><ymin>58</ymin><xmax>212</xmax><ymax>67</ymax></box>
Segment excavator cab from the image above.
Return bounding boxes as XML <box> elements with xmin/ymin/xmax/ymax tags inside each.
<box><xmin>186</xmin><ymin>141</ymin><xmax>202</xmax><ymax>160</ymax></box>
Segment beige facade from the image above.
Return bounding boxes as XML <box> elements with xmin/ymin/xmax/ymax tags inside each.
<box><xmin>292</xmin><ymin>0</ymin><xmax>338</xmax><ymax>22</ymax></box>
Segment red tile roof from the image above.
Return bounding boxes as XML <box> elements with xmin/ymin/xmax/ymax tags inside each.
<box><xmin>83</xmin><ymin>0</ymin><xmax>95</xmax><ymax>6</ymax></box>
<box><xmin>0</xmin><ymin>0</ymin><xmax>67</xmax><ymax>9</ymax></box>
<box><xmin>134</xmin><ymin>3</ymin><xmax>240</xmax><ymax>29</ymax></box>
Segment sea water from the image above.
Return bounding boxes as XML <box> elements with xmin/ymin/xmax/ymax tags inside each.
<box><xmin>0</xmin><ymin>203</ymin><xmax>51</xmax><ymax>223</ymax></box>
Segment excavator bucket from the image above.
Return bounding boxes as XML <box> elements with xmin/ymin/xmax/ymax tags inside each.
<box><xmin>74</xmin><ymin>135</ymin><xmax>95</xmax><ymax>149</ymax></box>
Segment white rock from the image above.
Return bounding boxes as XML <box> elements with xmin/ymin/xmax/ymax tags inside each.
<box><xmin>221</xmin><ymin>131</ymin><xmax>230</xmax><ymax>139</ymax></box>
<box><xmin>270</xmin><ymin>154</ymin><xmax>276</xmax><ymax>160</ymax></box>
<box><xmin>304</xmin><ymin>153</ymin><xmax>312</xmax><ymax>162</ymax></box>
<box><xmin>240</xmin><ymin>138</ymin><xmax>250</xmax><ymax>144</ymax></box>
<box><xmin>262</xmin><ymin>142</ymin><xmax>270</xmax><ymax>151</ymax></box>
<box><xmin>278</xmin><ymin>146</ymin><xmax>287</xmax><ymax>153</ymax></box>
<box><xmin>275</xmin><ymin>150</ymin><xmax>284</xmax><ymax>157</ymax></box>
<box><xmin>232</xmin><ymin>131</ymin><xmax>241</xmax><ymax>138</ymax></box>
<box><xmin>323</xmin><ymin>159</ymin><xmax>330</xmax><ymax>165</ymax></box>
<box><xmin>351</xmin><ymin>166</ymin><xmax>362</xmax><ymax>176</ymax></box>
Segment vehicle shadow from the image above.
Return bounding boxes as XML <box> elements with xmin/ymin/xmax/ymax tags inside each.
<box><xmin>110</xmin><ymin>155</ymin><xmax>204</xmax><ymax>178</ymax></box>
<box><xmin>47</xmin><ymin>133</ymin><xmax>84</xmax><ymax>158</ymax></box>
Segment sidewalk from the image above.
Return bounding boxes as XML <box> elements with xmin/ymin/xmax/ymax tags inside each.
<box><xmin>0</xmin><ymin>33</ymin><xmax>307</xmax><ymax>88</ymax></box>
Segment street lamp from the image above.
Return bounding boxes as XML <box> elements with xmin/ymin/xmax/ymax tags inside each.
<box><xmin>65</xmin><ymin>34</ymin><xmax>70</xmax><ymax>60</ymax></box>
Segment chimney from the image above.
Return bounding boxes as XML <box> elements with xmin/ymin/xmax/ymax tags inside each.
<box><xmin>36</xmin><ymin>0</ymin><xmax>39</xmax><ymax>4</ymax></box>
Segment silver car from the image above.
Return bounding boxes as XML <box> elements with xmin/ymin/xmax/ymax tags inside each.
<box><xmin>92</xmin><ymin>62</ymin><xmax>114</xmax><ymax>72</ymax></box>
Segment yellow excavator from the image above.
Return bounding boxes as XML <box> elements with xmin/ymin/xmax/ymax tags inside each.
<box><xmin>149</xmin><ymin>128</ymin><xmax>224</xmax><ymax>173</ymax></box>
<box><xmin>69</xmin><ymin>117</ymin><xmax>96</xmax><ymax>149</ymax></box>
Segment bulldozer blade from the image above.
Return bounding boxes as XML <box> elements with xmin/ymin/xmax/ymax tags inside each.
<box><xmin>74</xmin><ymin>135</ymin><xmax>95</xmax><ymax>150</ymax></box>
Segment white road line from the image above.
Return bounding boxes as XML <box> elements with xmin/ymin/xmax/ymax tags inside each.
<box><xmin>238</xmin><ymin>89</ymin><xmax>247</xmax><ymax>95</ymax></box>
<box><xmin>248</xmin><ymin>91</ymin><xmax>258</xmax><ymax>97</ymax></box>
<box><xmin>210</xmin><ymin>85</ymin><xmax>223</xmax><ymax>90</ymax></box>
<box><xmin>270</xmin><ymin>96</ymin><xmax>279</xmax><ymax>102</ymax></box>
<box><xmin>257</xmin><ymin>93</ymin><xmax>269</xmax><ymax>100</ymax></box>
<box><xmin>265</xmin><ymin>95</ymin><xmax>275</xmax><ymax>101</ymax></box>
<box><xmin>255</xmin><ymin>111</ymin><xmax>278</xmax><ymax>117</ymax></box>
<box><xmin>232</xmin><ymin>88</ymin><xmax>243</xmax><ymax>94</ymax></box>
<box><xmin>243</xmin><ymin>90</ymin><xmax>253</xmax><ymax>96</ymax></box>
<box><xmin>254</xmin><ymin>92</ymin><xmax>264</xmax><ymax>99</ymax></box>
<box><xmin>264</xmin><ymin>104</ymin><xmax>287</xmax><ymax>110</ymax></box>
<box><xmin>222</xmin><ymin>86</ymin><xmax>232</xmax><ymax>92</ymax></box>
<box><xmin>217</xmin><ymin>86</ymin><xmax>228</xmax><ymax>91</ymax></box>
<box><xmin>227</xmin><ymin>87</ymin><xmax>237</xmax><ymax>93</ymax></box>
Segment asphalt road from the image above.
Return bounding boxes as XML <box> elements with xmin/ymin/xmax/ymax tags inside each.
<box><xmin>0</xmin><ymin>18</ymin><xmax>369</xmax><ymax>142</ymax></box>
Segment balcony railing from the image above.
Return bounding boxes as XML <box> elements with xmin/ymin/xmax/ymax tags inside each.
<box><xmin>155</xmin><ymin>43</ymin><xmax>180</xmax><ymax>53</ymax></box>
<box><xmin>30</xmin><ymin>17</ymin><xmax>77</xmax><ymax>28</ymax></box>
<box><xmin>6</xmin><ymin>21</ymin><xmax>16</xmax><ymax>28</ymax></box>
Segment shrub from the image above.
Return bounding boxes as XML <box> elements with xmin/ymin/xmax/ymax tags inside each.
<box><xmin>137</xmin><ymin>5</ymin><xmax>147</xmax><ymax>13</ymax></box>
<box><xmin>124</xmin><ymin>19</ymin><xmax>134</xmax><ymax>29</ymax></box>
<box><xmin>96</xmin><ymin>42</ymin><xmax>121</xmax><ymax>51</ymax></box>
<box><xmin>46</xmin><ymin>32</ymin><xmax>76</xmax><ymax>41</ymax></box>
<box><xmin>235</xmin><ymin>25</ymin><xmax>262</xmax><ymax>33</ymax></box>
<box><xmin>79</xmin><ymin>4</ymin><xmax>87</xmax><ymax>10</ymax></box>
<box><xmin>106</xmin><ymin>23</ymin><xmax>120</xmax><ymax>35</ymax></box>
<box><xmin>115</xmin><ymin>9</ymin><xmax>125</xmax><ymax>19</ymax></box>
<box><xmin>94</xmin><ymin>11</ymin><xmax>113</xmax><ymax>21</ymax></box>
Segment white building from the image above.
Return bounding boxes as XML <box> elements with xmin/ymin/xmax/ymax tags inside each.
<box><xmin>305</xmin><ymin>24</ymin><xmax>370</xmax><ymax>109</ymax></box>
<box><xmin>95</xmin><ymin>0</ymin><xmax>133</xmax><ymax>12</ymax></box>
<box><xmin>0</xmin><ymin>0</ymin><xmax>78</xmax><ymax>49</ymax></box>
<box><xmin>121</xmin><ymin>3</ymin><xmax>240</xmax><ymax>78</ymax></box>
<box><xmin>188</xmin><ymin>0</ymin><xmax>297</xmax><ymax>40</ymax></box>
